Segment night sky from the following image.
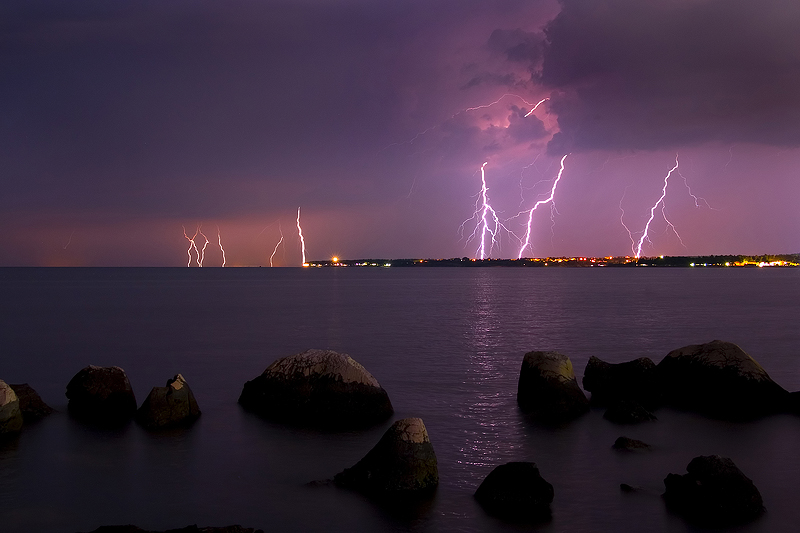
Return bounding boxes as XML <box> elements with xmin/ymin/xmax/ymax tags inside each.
<box><xmin>3</xmin><ymin>0</ymin><xmax>799</xmax><ymax>266</ymax></box>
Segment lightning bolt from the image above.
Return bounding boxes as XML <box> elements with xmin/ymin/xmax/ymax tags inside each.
<box><xmin>627</xmin><ymin>156</ymin><xmax>682</xmax><ymax>259</ymax></box>
<box><xmin>270</xmin><ymin>225</ymin><xmax>284</xmax><ymax>267</ymax></box>
<box><xmin>517</xmin><ymin>154</ymin><xmax>568</xmax><ymax>259</ymax></box>
<box><xmin>296</xmin><ymin>207</ymin><xmax>307</xmax><ymax>266</ymax></box>
<box><xmin>197</xmin><ymin>227</ymin><xmax>210</xmax><ymax>267</ymax></box>
<box><xmin>460</xmin><ymin>162</ymin><xmax>514</xmax><ymax>259</ymax></box>
<box><xmin>63</xmin><ymin>231</ymin><xmax>74</xmax><ymax>250</ymax></box>
<box><xmin>217</xmin><ymin>226</ymin><xmax>226</xmax><ymax>267</ymax></box>
<box><xmin>382</xmin><ymin>94</ymin><xmax>549</xmax><ymax>153</ymax></box>
<box><xmin>182</xmin><ymin>225</ymin><xmax>202</xmax><ymax>267</ymax></box>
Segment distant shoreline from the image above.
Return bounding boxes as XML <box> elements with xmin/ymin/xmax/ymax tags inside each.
<box><xmin>305</xmin><ymin>254</ymin><xmax>800</xmax><ymax>268</ymax></box>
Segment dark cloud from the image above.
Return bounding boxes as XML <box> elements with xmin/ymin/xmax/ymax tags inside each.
<box><xmin>487</xmin><ymin>28</ymin><xmax>544</xmax><ymax>64</ymax></box>
<box><xmin>537</xmin><ymin>0</ymin><xmax>800</xmax><ymax>153</ymax></box>
<box><xmin>506</xmin><ymin>105</ymin><xmax>548</xmax><ymax>142</ymax></box>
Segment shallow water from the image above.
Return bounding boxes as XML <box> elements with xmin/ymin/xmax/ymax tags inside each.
<box><xmin>1</xmin><ymin>266</ymin><xmax>799</xmax><ymax>532</ymax></box>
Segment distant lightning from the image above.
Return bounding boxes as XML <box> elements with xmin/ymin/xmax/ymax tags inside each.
<box><xmin>626</xmin><ymin>156</ymin><xmax>682</xmax><ymax>259</ymax></box>
<box><xmin>523</xmin><ymin>97</ymin><xmax>549</xmax><ymax>117</ymax></box>
<box><xmin>182</xmin><ymin>226</ymin><xmax>201</xmax><ymax>267</ymax></box>
<box><xmin>296</xmin><ymin>207</ymin><xmax>307</xmax><ymax>266</ymax></box>
<box><xmin>217</xmin><ymin>226</ymin><xmax>226</xmax><ymax>267</ymax></box>
<box><xmin>460</xmin><ymin>162</ymin><xmax>513</xmax><ymax>259</ymax></box>
<box><xmin>382</xmin><ymin>94</ymin><xmax>549</xmax><ymax>153</ymax></box>
<box><xmin>63</xmin><ymin>231</ymin><xmax>74</xmax><ymax>250</ymax></box>
<box><xmin>197</xmin><ymin>227</ymin><xmax>210</xmax><ymax>266</ymax></box>
<box><xmin>517</xmin><ymin>154</ymin><xmax>568</xmax><ymax>258</ymax></box>
<box><xmin>270</xmin><ymin>225</ymin><xmax>284</xmax><ymax>267</ymax></box>
<box><xmin>456</xmin><ymin>95</ymin><xmax>561</xmax><ymax>259</ymax></box>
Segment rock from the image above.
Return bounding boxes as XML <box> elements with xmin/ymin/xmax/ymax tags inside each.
<box><xmin>474</xmin><ymin>462</ymin><xmax>553</xmax><ymax>522</ymax></box>
<box><xmin>612</xmin><ymin>436</ymin><xmax>652</xmax><ymax>451</ymax></box>
<box><xmin>0</xmin><ymin>380</ymin><xmax>24</xmax><ymax>435</ymax></box>
<box><xmin>583</xmin><ymin>356</ymin><xmax>660</xmax><ymax>408</ymax></box>
<box><xmin>517</xmin><ymin>351</ymin><xmax>589</xmax><ymax>423</ymax></box>
<box><xmin>620</xmin><ymin>483</ymin><xmax>639</xmax><ymax>493</ymax></box>
<box><xmin>656</xmin><ymin>340</ymin><xmax>789</xmax><ymax>419</ymax></box>
<box><xmin>663</xmin><ymin>455</ymin><xmax>764</xmax><ymax>526</ymax></box>
<box><xmin>603</xmin><ymin>399</ymin><xmax>657</xmax><ymax>424</ymax></box>
<box><xmin>9</xmin><ymin>383</ymin><xmax>54</xmax><ymax>421</ymax></box>
<box><xmin>333</xmin><ymin>417</ymin><xmax>438</xmax><ymax>493</ymax></box>
<box><xmin>136</xmin><ymin>374</ymin><xmax>201</xmax><ymax>430</ymax></box>
<box><xmin>238</xmin><ymin>349</ymin><xmax>393</xmax><ymax>428</ymax></box>
<box><xmin>65</xmin><ymin>365</ymin><xmax>137</xmax><ymax>426</ymax></box>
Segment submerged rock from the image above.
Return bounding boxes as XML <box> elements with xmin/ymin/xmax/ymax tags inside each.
<box><xmin>517</xmin><ymin>351</ymin><xmax>589</xmax><ymax>424</ymax></box>
<box><xmin>334</xmin><ymin>417</ymin><xmax>438</xmax><ymax>493</ymax></box>
<box><xmin>656</xmin><ymin>340</ymin><xmax>789</xmax><ymax>420</ymax></box>
<box><xmin>474</xmin><ymin>462</ymin><xmax>553</xmax><ymax>522</ymax></box>
<box><xmin>238</xmin><ymin>349</ymin><xmax>393</xmax><ymax>429</ymax></box>
<box><xmin>0</xmin><ymin>380</ymin><xmax>24</xmax><ymax>435</ymax></box>
<box><xmin>603</xmin><ymin>399</ymin><xmax>657</xmax><ymax>424</ymax></box>
<box><xmin>583</xmin><ymin>356</ymin><xmax>659</xmax><ymax>408</ymax></box>
<box><xmin>612</xmin><ymin>436</ymin><xmax>652</xmax><ymax>451</ymax></box>
<box><xmin>663</xmin><ymin>455</ymin><xmax>764</xmax><ymax>526</ymax></box>
<box><xmin>66</xmin><ymin>365</ymin><xmax>137</xmax><ymax>426</ymax></box>
<box><xmin>136</xmin><ymin>374</ymin><xmax>201</xmax><ymax>430</ymax></box>
<box><xmin>9</xmin><ymin>383</ymin><xmax>53</xmax><ymax>421</ymax></box>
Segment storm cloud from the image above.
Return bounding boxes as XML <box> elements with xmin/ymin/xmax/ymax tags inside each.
<box><xmin>536</xmin><ymin>0</ymin><xmax>800</xmax><ymax>153</ymax></box>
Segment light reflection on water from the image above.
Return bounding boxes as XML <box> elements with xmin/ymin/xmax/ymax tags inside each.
<box><xmin>0</xmin><ymin>266</ymin><xmax>799</xmax><ymax>532</ymax></box>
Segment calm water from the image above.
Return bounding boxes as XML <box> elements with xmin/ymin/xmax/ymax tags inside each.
<box><xmin>1</xmin><ymin>266</ymin><xmax>799</xmax><ymax>533</ymax></box>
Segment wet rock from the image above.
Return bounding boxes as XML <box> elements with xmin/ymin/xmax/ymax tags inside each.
<box><xmin>663</xmin><ymin>455</ymin><xmax>764</xmax><ymax>526</ymax></box>
<box><xmin>66</xmin><ymin>365</ymin><xmax>137</xmax><ymax>426</ymax></box>
<box><xmin>136</xmin><ymin>374</ymin><xmax>201</xmax><ymax>430</ymax></box>
<box><xmin>474</xmin><ymin>461</ymin><xmax>553</xmax><ymax>522</ymax></box>
<box><xmin>517</xmin><ymin>351</ymin><xmax>589</xmax><ymax>424</ymax></box>
<box><xmin>656</xmin><ymin>340</ymin><xmax>789</xmax><ymax>420</ymax></box>
<box><xmin>9</xmin><ymin>383</ymin><xmax>53</xmax><ymax>421</ymax></box>
<box><xmin>583</xmin><ymin>356</ymin><xmax>660</xmax><ymax>408</ymax></box>
<box><xmin>603</xmin><ymin>399</ymin><xmax>657</xmax><ymax>424</ymax></box>
<box><xmin>0</xmin><ymin>380</ymin><xmax>24</xmax><ymax>435</ymax></box>
<box><xmin>238</xmin><ymin>349</ymin><xmax>393</xmax><ymax>429</ymax></box>
<box><xmin>612</xmin><ymin>436</ymin><xmax>652</xmax><ymax>451</ymax></box>
<box><xmin>333</xmin><ymin>417</ymin><xmax>438</xmax><ymax>493</ymax></box>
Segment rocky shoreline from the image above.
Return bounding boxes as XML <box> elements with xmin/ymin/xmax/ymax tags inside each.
<box><xmin>2</xmin><ymin>340</ymin><xmax>794</xmax><ymax>529</ymax></box>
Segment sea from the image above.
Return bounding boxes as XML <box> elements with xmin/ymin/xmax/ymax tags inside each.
<box><xmin>1</xmin><ymin>266</ymin><xmax>799</xmax><ymax>533</ymax></box>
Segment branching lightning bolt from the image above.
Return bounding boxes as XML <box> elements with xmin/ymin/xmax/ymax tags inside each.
<box><xmin>517</xmin><ymin>154</ymin><xmax>568</xmax><ymax>258</ymax></box>
<box><xmin>296</xmin><ymin>207</ymin><xmax>307</xmax><ymax>266</ymax></box>
<box><xmin>183</xmin><ymin>226</ymin><xmax>201</xmax><ymax>267</ymax></box>
<box><xmin>629</xmin><ymin>156</ymin><xmax>682</xmax><ymax>259</ymax></box>
<box><xmin>460</xmin><ymin>162</ymin><xmax>514</xmax><ymax>259</ymax></box>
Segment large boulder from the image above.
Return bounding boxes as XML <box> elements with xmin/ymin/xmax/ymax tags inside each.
<box><xmin>136</xmin><ymin>374</ymin><xmax>201</xmax><ymax>430</ymax></box>
<box><xmin>9</xmin><ymin>383</ymin><xmax>53</xmax><ymax>421</ymax></box>
<box><xmin>656</xmin><ymin>340</ymin><xmax>789</xmax><ymax>420</ymax></box>
<box><xmin>583</xmin><ymin>356</ymin><xmax>660</xmax><ymax>408</ymax></box>
<box><xmin>474</xmin><ymin>462</ymin><xmax>553</xmax><ymax>522</ymax></box>
<box><xmin>517</xmin><ymin>351</ymin><xmax>589</xmax><ymax>423</ymax></box>
<box><xmin>333</xmin><ymin>417</ymin><xmax>438</xmax><ymax>494</ymax></box>
<box><xmin>66</xmin><ymin>365</ymin><xmax>137</xmax><ymax>426</ymax></box>
<box><xmin>663</xmin><ymin>455</ymin><xmax>764</xmax><ymax>526</ymax></box>
<box><xmin>238</xmin><ymin>349</ymin><xmax>393</xmax><ymax>429</ymax></box>
<box><xmin>0</xmin><ymin>380</ymin><xmax>24</xmax><ymax>435</ymax></box>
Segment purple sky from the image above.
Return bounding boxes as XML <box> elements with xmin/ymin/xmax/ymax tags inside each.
<box><xmin>2</xmin><ymin>0</ymin><xmax>799</xmax><ymax>266</ymax></box>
